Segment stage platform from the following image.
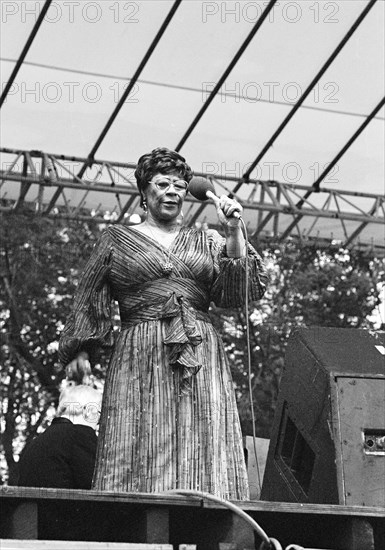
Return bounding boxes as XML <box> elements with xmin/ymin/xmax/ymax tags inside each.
<box><xmin>0</xmin><ymin>486</ymin><xmax>384</xmax><ymax>550</ymax></box>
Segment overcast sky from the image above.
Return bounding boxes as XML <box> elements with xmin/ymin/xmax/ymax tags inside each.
<box><xmin>1</xmin><ymin>1</ymin><xmax>384</xmax><ymax>248</ymax></box>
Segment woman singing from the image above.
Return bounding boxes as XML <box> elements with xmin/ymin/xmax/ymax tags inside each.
<box><xmin>59</xmin><ymin>147</ymin><xmax>268</xmax><ymax>500</ymax></box>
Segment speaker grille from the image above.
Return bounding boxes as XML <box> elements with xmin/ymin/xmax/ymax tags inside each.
<box><xmin>275</xmin><ymin>404</ymin><xmax>316</xmax><ymax>496</ymax></box>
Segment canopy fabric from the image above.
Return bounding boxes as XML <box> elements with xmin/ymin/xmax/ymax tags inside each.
<box><xmin>1</xmin><ymin>0</ymin><xmax>384</xmax><ymax>251</ymax></box>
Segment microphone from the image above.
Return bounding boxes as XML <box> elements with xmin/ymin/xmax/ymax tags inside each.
<box><xmin>188</xmin><ymin>177</ymin><xmax>241</xmax><ymax>219</ymax></box>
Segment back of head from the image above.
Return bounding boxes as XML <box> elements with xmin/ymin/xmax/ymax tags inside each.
<box><xmin>58</xmin><ymin>384</ymin><xmax>102</xmax><ymax>428</ymax></box>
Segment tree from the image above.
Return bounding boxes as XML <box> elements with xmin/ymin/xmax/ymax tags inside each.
<box><xmin>0</xmin><ymin>211</ymin><xmax>103</xmax><ymax>483</ymax></box>
<box><xmin>1</xmin><ymin>213</ymin><xmax>383</xmax><ymax>483</ymax></box>
<box><xmin>214</xmin><ymin>240</ymin><xmax>385</xmax><ymax>437</ymax></box>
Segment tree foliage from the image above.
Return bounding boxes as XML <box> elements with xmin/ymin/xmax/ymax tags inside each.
<box><xmin>211</xmin><ymin>240</ymin><xmax>384</xmax><ymax>438</ymax></box>
<box><xmin>0</xmin><ymin>211</ymin><xmax>103</xmax><ymax>483</ymax></box>
<box><xmin>1</xmin><ymin>213</ymin><xmax>384</xmax><ymax>482</ymax></box>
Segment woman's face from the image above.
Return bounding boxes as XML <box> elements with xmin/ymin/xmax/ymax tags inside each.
<box><xmin>144</xmin><ymin>171</ymin><xmax>188</xmax><ymax>224</ymax></box>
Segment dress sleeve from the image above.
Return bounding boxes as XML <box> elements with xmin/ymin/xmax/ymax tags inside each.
<box><xmin>208</xmin><ymin>229</ymin><xmax>269</xmax><ymax>308</ymax></box>
<box><xmin>58</xmin><ymin>230</ymin><xmax>115</xmax><ymax>367</ymax></box>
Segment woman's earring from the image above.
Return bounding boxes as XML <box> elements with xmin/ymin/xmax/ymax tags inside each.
<box><xmin>142</xmin><ymin>197</ymin><xmax>147</xmax><ymax>213</ymax></box>
<box><xmin>177</xmin><ymin>209</ymin><xmax>184</xmax><ymax>226</ymax></box>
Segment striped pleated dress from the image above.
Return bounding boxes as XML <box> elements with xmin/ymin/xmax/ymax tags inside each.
<box><xmin>59</xmin><ymin>224</ymin><xmax>268</xmax><ymax>500</ymax></box>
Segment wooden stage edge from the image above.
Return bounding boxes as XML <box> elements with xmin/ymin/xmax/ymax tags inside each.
<box><xmin>1</xmin><ymin>486</ymin><xmax>384</xmax><ymax>550</ymax></box>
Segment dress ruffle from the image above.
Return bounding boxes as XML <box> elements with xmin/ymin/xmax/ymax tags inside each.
<box><xmin>59</xmin><ymin>225</ymin><xmax>269</xmax><ymax>499</ymax></box>
<box><xmin>161</xmin><ymin>292</ymin><xmax>203</xmax><ymax>393</ymax></box>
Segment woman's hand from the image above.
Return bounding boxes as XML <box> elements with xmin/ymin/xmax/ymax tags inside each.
<box><xmin>65</xmin><ymin>351</ymin><xmax>91</xmax><ymax>384</ymax></box>
<box><xmin>213</xmin><ymin>195</ymin><xmax>246</xmax><ymax>258</ymax></box>
<box><xmin>215</xmin><ymin>195</ymin><xmax>243</xmax><ymax>229</ymax></box>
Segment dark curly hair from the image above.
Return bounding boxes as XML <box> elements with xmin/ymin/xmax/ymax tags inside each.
<box><xmin>134</xmin><ymin>147</ymin><xmax>193</xmax><ymax>207</ymax></box>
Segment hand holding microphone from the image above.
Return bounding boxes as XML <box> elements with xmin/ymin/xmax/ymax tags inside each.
<box><xmin>188</xmin><ymin>177</ymin><xmax>242</xmax><ymax>227</ymax></box>
<box><xmin>188</xmin><ymin>176</ymin><xmax>246</xmax><ymax>256</ymax></box>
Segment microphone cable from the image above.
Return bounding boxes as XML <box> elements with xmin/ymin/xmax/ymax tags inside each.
<box><xmin>188</xmin><ymin>176</ymin><xmax>263</xmax><ymax>493</ymax></box>
<box><xmin>238</xmin><ymin>216</ymin><xmax>262</xmax><ymax>495</ymax></box>
<box><xmin>165</xmin><ymin>489</ymin><xmax>311</xmax><ymax>549</ymax></box>
<box><xmin>165</xmin><ymin>489</ymin><xmax>270</xmax><ymax>546</ymax></box>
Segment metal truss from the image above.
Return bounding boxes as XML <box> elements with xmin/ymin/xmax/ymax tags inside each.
<box><xmin>1</xmin><ymin>148</ymin><xmax>384</xmax><ymax>255</ymax></box>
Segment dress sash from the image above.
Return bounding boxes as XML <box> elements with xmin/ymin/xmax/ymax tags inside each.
<box><xmin>121</xmin><ymin>284</ymin><xmax>211</xmax><ymax>392</ymax></box>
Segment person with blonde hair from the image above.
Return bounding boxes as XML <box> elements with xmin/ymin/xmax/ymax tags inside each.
<box><xmin>18</xmin><ymin>384</ymin><xmax>102</xmax><ymax>489</ymax></box>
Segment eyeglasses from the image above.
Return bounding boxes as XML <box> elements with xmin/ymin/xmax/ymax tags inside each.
<box><xmin>149</xmin><ymin>177</ymin><xmax>188</xmax><ymax>193</ymax></box>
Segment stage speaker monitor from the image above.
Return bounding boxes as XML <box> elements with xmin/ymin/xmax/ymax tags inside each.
<box><xmin>260</xmin><ymin>327</ymin><xmax>385</xmax><ymax>506</ymax></box>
